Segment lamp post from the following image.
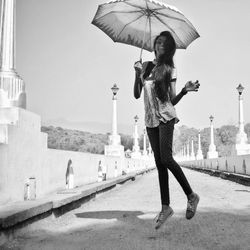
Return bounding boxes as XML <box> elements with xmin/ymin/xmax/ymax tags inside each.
<box><xmin>104</xmin><ymin>84</ymin><xmax>124</xmax><ymax>157</ymax></box>
<box><xmin>131</xmin><ymin>115</ymin><xmax>141</xmax><ymax>159</ymax></box>
<box><xmin>190</xmin><ymin>139</ymin><xmax>195</xmax><ymax>160</ymax></box>
<box><xmin>143</xmin><ymin>128</ymin><xmax>147</xmax><ymax>156</ymax></box>
<box><xmin>236</xmin><ymin>84</ymin><xmax>246</xmax><ymax>143</ymax></box>
<box><xmin>133</xmin><ymin>115</ymin><xmax>140</xmax><ymax>152</ymax></box>
<box><xmin>196</xmin><ymin>131</ymin><xmax>203</xmax><ymax>160</ymax></box>
<box><xmin>207</xmin><ymin>115</ymin><xmax>218</xmax><ymax>159</ymax></box>
<box><xmin>111</xmin><ymin>84</ymin><xmax>119</xmax><ymax>139</ymax></box>
<box><xmin>235</xmin><ymin>84</ymin><xmax>250</xmax><ymax>155</ymax></box>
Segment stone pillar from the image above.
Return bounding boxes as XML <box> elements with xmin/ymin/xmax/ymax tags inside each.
<box><xmin>104</xmin><ymin>84</ymin><xmax>124</xmax><ymax>157</ymax></box>
<box><xmin>0</xmin><ymin>0</ymin><xmax>26</xmax><ymax>108</ymax></box>
<box><xmin>196</xmin><ymin>132</ymin><xmax>203</xmax><ymax>160</ymax></box>
<box><xmin>148</xmin><ymin>140</ymin><xmax>152</xmax><ymax>156</ymax></box>
<box><xmin>186</xmin><ymin>142</ymin><xmax>190</xmax><ymax>161</ymax></box>
<box><xmin>207</xmin><ymin>115</ymin><xmax>218</xmax><ymax>159</ymax></box>
<box><xmin>190</xmin><ymin>140</ymin><xmax>195</xmax><ymax>160</ymax></box>
<box><xmin>235</xmin><ymin>84</ymin><xmax>250</xmax><ymax>155</ymax></box>
<box><xmin>109</xmin><ymin>84</ymin><xmax>120</xmax><ymax>146</ymax></box>
<box><xmin>131</xmin><ymin>115</ymin><xmax>141</xmax><ymax>159</ymax></box>
<box><xmin>142</xmin><ymin>128</ymin><xmax>147</xmax><ymax>156</ymax></box>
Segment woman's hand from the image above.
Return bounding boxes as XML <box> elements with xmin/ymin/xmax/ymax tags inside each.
<box><xmin>134</xmin><ymin>60</ymin><xmax>142</xmax><ymax>76</ymax></box>
<box><xmin>184</xmin><ymin>80</ymin><xmax>200</xmax><ymax>92</ymax></box>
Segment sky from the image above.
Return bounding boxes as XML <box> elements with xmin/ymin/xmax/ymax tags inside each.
<box><xmin>15</xmin><ymin>0</ymin><xmax>250</xmax><ymax>134</ymax></box>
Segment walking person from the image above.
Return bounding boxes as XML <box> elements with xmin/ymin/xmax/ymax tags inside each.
<box><xmin>133</xmin><ymin>31</ymin><xmax>200</xmax><ymax>230</ymax></box>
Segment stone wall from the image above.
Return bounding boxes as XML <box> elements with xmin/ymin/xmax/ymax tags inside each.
<box><xmin>0</xmin><ymin>108</ymin><xmax>153</xmax><ymax>205</ymax></box>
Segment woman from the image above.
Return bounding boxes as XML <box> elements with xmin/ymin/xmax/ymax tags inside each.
<box><xmin>133</xmin><ymin>31</ymin><xmax>200</xmax><ymax>230</ymax></box>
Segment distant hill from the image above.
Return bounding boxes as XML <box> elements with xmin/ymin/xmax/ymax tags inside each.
<box><xmin>42</xmin><ymin>118</ymin><xmax>139</xmax><ymax>135</ymax></box>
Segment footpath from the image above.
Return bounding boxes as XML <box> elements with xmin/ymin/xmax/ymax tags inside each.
<box><xmin>0</xmin><ymin>168</ymin><xmax>154</xmax><ymax>245</ymax></box>
<box><xmin>1</xmin><ymin>168</ymin><xmax>250</xmax><ymax>250</ymax></box>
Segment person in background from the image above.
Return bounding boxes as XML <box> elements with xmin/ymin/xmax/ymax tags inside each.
<box><xmin>133</xmin><ymin>31</ymin><xmax>200</xmax><ymax>230</ymax></box>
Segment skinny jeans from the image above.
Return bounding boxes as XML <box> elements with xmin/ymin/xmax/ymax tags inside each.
<box><xmin>146</xmin><ymin>119</ymin><xmax>193</xmax><ymax>205</ymax></box>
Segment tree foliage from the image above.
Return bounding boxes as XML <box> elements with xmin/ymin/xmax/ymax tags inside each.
<box><xmin>41</xmin><ymin>122</ymin><xmax>250</xmax><ymax>157</ymax></box>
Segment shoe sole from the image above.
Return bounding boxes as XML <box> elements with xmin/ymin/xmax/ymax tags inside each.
<box><xmin>155</xmin><ymin>210</ymin><xmax>174</xmax><ymax>230</ymax></box>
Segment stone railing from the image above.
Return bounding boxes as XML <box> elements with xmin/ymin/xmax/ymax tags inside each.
<box><xmin>178</xmin><ymin>155</ymin><xmax>250</xmax><ymax>176</ymax></box>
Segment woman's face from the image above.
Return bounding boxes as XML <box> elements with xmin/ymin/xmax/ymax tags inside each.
<box><xmin>155</xmin><ymin>35</ymin><xmax>168</xmax><ymax>57</ymax></box>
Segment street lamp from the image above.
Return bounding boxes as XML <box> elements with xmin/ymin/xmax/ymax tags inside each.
<box><xmin>207</xmin><ymin>115</ymin><xmax>218</xmax><ymax>159</ymax></box>
<box><xmin>111</xmin><ymin>84</ymin><xmax>119</xmax><ymax>98</ymax></box>
<box><xmin>134</xmin><ymin>115</ymin><xmax>139</xmax><ymax>123</ymax></box>
<box><xmin>235</xmin><ymin>83</ymin><xmax>250</xmax><ymax>155</ymax></box>
<box><xmin>111</xmin><ymin>84</ymin><xmax>119</xmax><ymax>140</ymax></box>
<box><xmin>236</xmin><ymin>84</ymin><xmax>244</xmax><ymax>96</ymax></box>
<box><xmin>209</xmin><ymin>115</ymin><xmax>214</xmax><ymax>123</ymax></box>
<box><xmin>131</xmin><ymin>115</ymin><xmax>141</xmax><ymax>158</ymax></box>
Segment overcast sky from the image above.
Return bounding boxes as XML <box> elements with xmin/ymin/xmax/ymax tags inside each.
<box><xmin>15</xmin><ymin>0</ymin><xmax>250</xmax><ymax>133</ymax></box>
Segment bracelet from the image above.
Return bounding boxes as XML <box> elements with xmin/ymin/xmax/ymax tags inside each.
<box><xmin>181</xmin><ymin>87</ymin><xmax>188</xmax><ymax>95</ymax></box>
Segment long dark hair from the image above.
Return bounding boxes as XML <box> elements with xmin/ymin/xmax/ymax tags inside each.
<box><xmin>153</xmin><ymin>31</ymin><xmax>176</xmax><ymax>103</ymax></box>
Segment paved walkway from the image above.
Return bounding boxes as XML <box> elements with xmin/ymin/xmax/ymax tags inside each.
<box><xmin>2</xmin><ymin>169</ymin><xmax>250</xmax><ymax>250</ymax></box>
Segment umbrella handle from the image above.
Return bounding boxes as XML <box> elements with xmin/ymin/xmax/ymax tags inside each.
<box><xmin>139</xmin><ymin>16</ymin><xmax>149</xmax><ymax>62</ymax></box>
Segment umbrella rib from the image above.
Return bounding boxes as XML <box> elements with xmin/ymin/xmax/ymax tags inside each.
<box><xmin>93</xmin><ymin>10</ymin><xmax>145</xmax><ymax>23</ymax></box>
<box><xmin>116</xmin><ymin>12</ymin><xmax>146</xmax><ymax>39</ymax></box>
<box><xmin>156</xmin><ymin>11</ymin><xmax>187</xmax><ymax>23</ymax></box>
<box><xmin>152</xmin><ymin>14</ymin><xmax>186</xmax><ymax>47</ymax></box>
<box><xmin>157</xmin><ymin>11</ymin><xmax>199</xmax><ymax>34</ymax></box>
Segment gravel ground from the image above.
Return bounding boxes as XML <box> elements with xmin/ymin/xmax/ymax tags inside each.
<box><xmin>2</xmin><ymin>168</ymin><xmax>250</xmax><ymax>250</ymax></box>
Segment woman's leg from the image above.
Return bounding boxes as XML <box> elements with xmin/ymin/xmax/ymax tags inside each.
<box><xmin>159</xmin><ymin>120</ymin><xmax>193</xmax><ymax>197</ymax></box>
<box><xmin>146</xmin><ymin>126</ymin><xmax>170</xmax><ymax>205</ymax></box>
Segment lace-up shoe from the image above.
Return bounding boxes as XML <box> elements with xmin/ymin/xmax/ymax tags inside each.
<box><xmin>155</xmin><ymin>206</ymin><xmax>174</xmax><ymax>230</ymax></box>
<box><xmin>186</xmin><ymin>193</ymin><xmax>200</xmax><ymax>220</ymax></box>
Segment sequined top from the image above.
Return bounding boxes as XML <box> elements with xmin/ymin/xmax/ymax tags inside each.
<box><xmin>141</xmin><ymin>61</ymin><xmax>179</xmax><ymax>128</ymax></box>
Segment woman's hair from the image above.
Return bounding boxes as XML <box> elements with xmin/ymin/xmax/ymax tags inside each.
<box><xmin>153</xmin><ymin>31</ymin><xmax>176</xmax><ymax>103</ymax></box>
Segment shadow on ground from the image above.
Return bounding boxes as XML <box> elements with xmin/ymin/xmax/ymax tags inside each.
<box><xmin>2</xmin><ymin>208</ymin><xmax>250</xmax><ymax>250</ymax></box>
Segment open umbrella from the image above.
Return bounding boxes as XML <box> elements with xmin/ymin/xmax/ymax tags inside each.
<box><xmin>92</xmin><ymin>0</ymin><xmax>200</xmax><ymax>60</ymax></box>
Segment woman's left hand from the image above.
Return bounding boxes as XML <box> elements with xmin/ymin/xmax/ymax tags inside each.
<box><xmin>185</xmin><ymin>80</ymin><xmax>200</xmax><ymax>92</ymax></box>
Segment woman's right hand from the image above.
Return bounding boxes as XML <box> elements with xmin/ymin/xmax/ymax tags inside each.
<box><xmin>134</xmin><ymin>60</ymin><xmax>142</xmax><ymax>76</ymax></box>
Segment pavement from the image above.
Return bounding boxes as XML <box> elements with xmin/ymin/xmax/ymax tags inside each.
<box><xmin>0</xmin><ymin>169</ymin><xmax>152</xmax><ymax>244</ymax></box>
<box><xmin>1</xmin><ymin>167</ymin><xmax>250</xmax><ymax>250</ymax></box>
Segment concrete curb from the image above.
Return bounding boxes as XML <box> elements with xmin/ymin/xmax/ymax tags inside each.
<box><xmin>0</xmin><ymin>168</ymin><xmax>155</xmax><ymax>231</ymax></box>
<box><xmin>181</xmin><ymin>165</ymin><xmax>250</xmax><ymax>186</ymax></box>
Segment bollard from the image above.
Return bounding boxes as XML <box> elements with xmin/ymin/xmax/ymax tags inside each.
<box><xmin>24</xmin><ymin>180</ymin><xmax>30</xmax><ymax>200</ymax></box>
<box><xmin>114</xmin><ymin>161</ymin><xmax>118</xmax><ymax>178</ymax></box>
<box><xmin>225</xmin><ymin>160</ymin><xmax>228</xmax><ymax>172</ymax></box>
<box><xmin>102</xmin><ymin>161</ymin><xmax>107</xmax><ymax>181</ymax></box>
<box><xmin>216</xmin><ymin>160</ymin><xmax>219</xmax><ymax>170</ymax></box>
<box><xmin>24</xmin><ymin>177</ymin><xmax>36</xmax><ymax>200</ymax></box>
<box><xmin>243</xmin><ymin>160</ymin><xmax>247</xmax><ymax>174</ymax></box>
<box><xmin>29</xmin><ymin>177</ymin><xmax>36</xmax><ymax>200</ymax></box>
<box><xmin>98</xmin><ymin>160</ymin><xmax>103</xmax><ymax>182</ymax></box>
<box><xmin>66</xmin><ymin>159</ymin><xmax>74</xmax><ymax>189</ymax></box>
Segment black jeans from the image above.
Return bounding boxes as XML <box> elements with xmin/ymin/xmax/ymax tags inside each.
<box><xmin>147</xmin><ymin>119</ymin><xmax>193</xmax><ymax>205</ymax></box>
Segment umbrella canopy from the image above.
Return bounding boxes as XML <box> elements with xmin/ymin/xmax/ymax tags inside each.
<box><xmin>92</xmin><ymin>0</ymin><xmax>200</xmax><ymax>59</ymax></box>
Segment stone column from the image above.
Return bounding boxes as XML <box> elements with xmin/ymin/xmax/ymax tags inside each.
<box><xmin>131</xmin><ymin>115</ymin><xmax>141</xmax><ymax>159</ymax></box>
<box><xmin>0</xmin><ymin>0</ymin><xmax>26</xmax><ymax>108</ymax></box>
<box><xmin>190</xmin><ymin>140</ymin><xmax>195</xmax><ymax>160</ymax></box>
<box><xmin>235</xmin><ymin>84</ymin><xmax>250</xmax><ymax>155</ymax></box>
<box><xmin>109</xmin><ymin>84</ymin><xmax>121</xmax><ymax>146</ymax></box>
<box><xmin>196</xmin><ymin>131</ymin><xmax>203</xmax><ymax>160</ymax></box>
<box><xmin>104</xmin><ymin>84</ymin><xmax>124</xmax><ymax>157</ymax></box>
<box><xmin>207</xmin><ymin>115</ymin><xmax>218</xmax><ymax>159</ymax></box>
<box><xmin>143</xmin><ymin>128</ymin><xmax>147</xmax><ymax>156</ymax></box>
<box><xmin>186</xmin><ymin>142</ymin><xmax>190</xmax><ymax>161</ymax></box>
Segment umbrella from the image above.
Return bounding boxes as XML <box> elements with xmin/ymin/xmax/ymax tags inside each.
<box><xmin>91</xmin><ymin>0</ymin><xmax>200</xmax><ymax>60</ymax></box>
